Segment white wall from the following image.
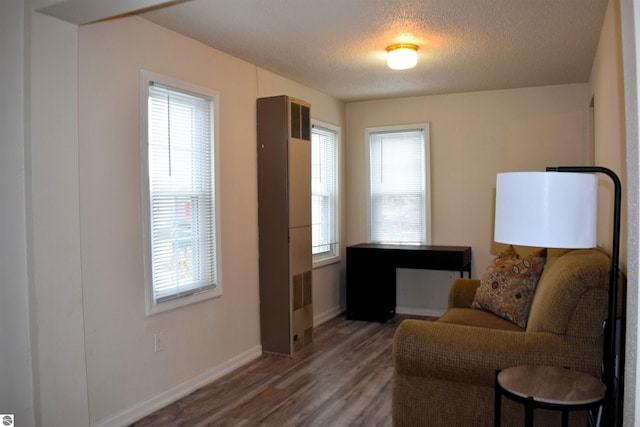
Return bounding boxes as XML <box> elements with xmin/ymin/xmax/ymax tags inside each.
<box><xmin>621</xmin><ymin>0</ymin><xmax>640</xmax><ymax>423</ymax></box>
<box><xmin>620</xmin><ymin>0</ymin><xmax>640</xmax><ymax>423</ymax></box>
<box><xmin>346</xmin><ymin>85</ymin><xmax>592</xmax><ymax>313</ymax></box>
<box><xmin>0</xmin><ymin>1</ymin><xmax>36</xmax><ymax>425</ymax></box>
<box><xmin>29</xmin><ymin>10</ymin><xmax>90</xmax><ymax>426</ymax></box>
<box><xmin>256</xmin><ymin>69</ymin><xmax>347</xmax><ymax>323</ymax></box>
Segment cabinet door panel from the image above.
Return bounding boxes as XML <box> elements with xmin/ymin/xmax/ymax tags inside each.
<box><xmin>289</xmin><ymin>137</ymin><xmax>311</xmax><ymax>228</ymax></box>
<box><xmin>290</xmin><ymin>225</ymin><xmax>312</xmax><ymax>276</ymax></box>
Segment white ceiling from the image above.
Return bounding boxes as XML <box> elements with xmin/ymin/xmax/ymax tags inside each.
<box><xmin>41</xmin><ymin>0</ymin><xmax>610</xmax><ymax>102</ymax></box>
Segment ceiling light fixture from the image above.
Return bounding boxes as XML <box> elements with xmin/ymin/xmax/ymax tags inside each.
<box><xmin>386</xmin><ymin>43</ymin><xmax>418</xmax><ymax>70</ymax></box>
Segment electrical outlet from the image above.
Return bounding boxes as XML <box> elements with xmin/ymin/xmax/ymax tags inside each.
<box><xmin>154</xmin><ymin>332</ymin><xmax>164</xmax><ymax>352</ymax></box>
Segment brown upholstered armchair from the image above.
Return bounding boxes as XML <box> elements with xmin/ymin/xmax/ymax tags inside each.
<box><xmin>392</xmin><ymin>248</ymin><xmax>610</xmax><ymax>426</ymax></box>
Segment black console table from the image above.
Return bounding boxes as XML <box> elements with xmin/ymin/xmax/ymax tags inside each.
<box><xmin>346</xmin><ymin>244</ymin><xmax>472</xmax><ymax>322</ymax></box>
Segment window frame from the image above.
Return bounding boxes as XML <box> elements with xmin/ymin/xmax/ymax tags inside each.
<box><xmin>140</xmin><ymin>70</ymin><xmax>223</xmax><ymax>316</ymax></box>
<box><xmin>365</xmin><ymin>123</ymin><xmax>431</xmax><ymax>245</ymax></box>
<box><xmin>311</xmin><ymin>119</ymin><xmax>341</xmax><ymax>267</ymax></box>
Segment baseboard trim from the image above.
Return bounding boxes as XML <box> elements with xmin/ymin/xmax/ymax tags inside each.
<box><xmin>395</xmin><ymin>306</ymin><xmax>445</xmax><ymax>318</ymax></box>
<box><xmin>314</xmin><ymin>306</ymin><xmax>343</xmax><ymax>326</ymax></box>
<box><xmin>94</xmin><ymin>345</ymin><xmax>263</xmax><ymax>427</ymax></box>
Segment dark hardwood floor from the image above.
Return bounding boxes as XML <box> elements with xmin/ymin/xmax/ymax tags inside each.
<box><xmin>131</xmin><ymin>314</ymin><xmax>434</xmax><ymax>427</ymax></box>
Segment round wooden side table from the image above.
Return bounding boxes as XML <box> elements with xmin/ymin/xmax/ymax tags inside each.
<box><xmin>494</xmin><ymin>365</ymin><xmax>606</xmax><ymax>427</ymax></box>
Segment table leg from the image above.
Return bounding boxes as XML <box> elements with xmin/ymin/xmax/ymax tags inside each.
<box><xmin>525</xmin><ymin>397</ymin><xmax>534</xmax><ymax>427</ymax></box>
<box><xmin>494</xmin><ymin>391</ymin><xmax>501</xmax><ymax>426</ymax></box>
<box><xmin>494</xmin><ymin>371</ymin><xmax>501</xmax><ymax>427</ymax></box>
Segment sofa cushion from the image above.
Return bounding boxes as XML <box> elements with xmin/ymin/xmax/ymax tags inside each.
<box><xmin>471</xmin><ymin>246</ymin><xmax>546</xmax><ymax>328</ymax></box>
<box><xmin>438</xmin><ymin>307</ymin><xmax>525</xmax><ymax>332</ymax></box>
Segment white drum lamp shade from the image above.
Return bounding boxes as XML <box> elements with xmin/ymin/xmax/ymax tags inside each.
<box><xmin>494</xmin><ymin>172</ymin><xmax>598</xmax><ymax>249</ymax></box>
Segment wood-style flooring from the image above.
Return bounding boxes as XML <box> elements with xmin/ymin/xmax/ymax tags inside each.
<box><xmin>130</xmin><ymin>314</ymin><xmax>434</xmax><ymax>427</ymax></box>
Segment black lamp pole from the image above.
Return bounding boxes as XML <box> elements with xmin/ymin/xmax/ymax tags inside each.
<box><xmin>547</xmin><ymin>166</ymin><xmax>623</xmax><ymax>426</ymax></box>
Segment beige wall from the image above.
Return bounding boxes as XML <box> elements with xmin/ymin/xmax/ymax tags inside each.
<box><xmin>346</xmin><ymin>84</ymin><xmax>592</xmax><ymax>313</ymax></box>
<box><xmin>76</xmin><ymin>17</ymin><xmax>347</xmax><ymax>424</ymax></box>
<box><xmin>16</xmin><ymin>12</ymin><xmax>349</xmax><ymax>426</ymax></box>
<box><xmin>596</xmin><ymin>0</ymin><xmax>635</xmax><ymax>423</ymax></box>
<box><xmin>590</xmin><ymin>0</ymin><xmax>627</xmax><ymax>270</ymax></box>
<box><xmin>78</xmin><ymin>17</ymin><xmax>260</xmax><ymax>424</ymax></box>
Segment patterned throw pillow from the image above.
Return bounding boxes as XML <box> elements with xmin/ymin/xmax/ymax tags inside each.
<box><xmin>471</xmin><ymin>246</ymin><xmax>547</xmax><ymax>328</ymax></box>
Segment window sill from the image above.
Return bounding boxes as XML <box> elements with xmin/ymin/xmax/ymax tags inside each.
<box><xmin>313</xmin><ymin>255</ymin><xmax>342</xmax><ymax>269</ymax></box>
<box><xmin>145</xmin><ymin>286</ymin><xmax>223</xmax><ymax>316</ymax></box>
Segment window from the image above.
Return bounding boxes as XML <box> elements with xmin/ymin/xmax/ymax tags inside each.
<box><xmin>140</xmin><ymin>71</ymin><xmax>221</xmax><ymax>315</ymax></box>
<box><xmin>367</xmin><ymin>124</ymin><xmax>431</xmax><ymax>245</ymax></box>
<box><xmin>311</xmin><ymin>121</ymin><xmax>340</xmax><ymax>265</ymax></box>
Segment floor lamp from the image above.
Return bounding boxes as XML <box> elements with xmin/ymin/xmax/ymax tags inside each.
<box><xmin>494</xmin><ymin>166</ymin><xmax>622</xmax><ymax>426</ymax></box>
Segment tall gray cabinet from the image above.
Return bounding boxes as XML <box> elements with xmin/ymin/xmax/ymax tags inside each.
<box><xmin>257</xmin><ymin>95</ymin><xmax>313</xmax><ymax>357</ymax></box>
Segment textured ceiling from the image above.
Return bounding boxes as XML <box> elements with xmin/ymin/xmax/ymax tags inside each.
<box><xmin>139</xmin><ymin>0</ymin><xmax>608</xmax><ymax>102</ymax></box>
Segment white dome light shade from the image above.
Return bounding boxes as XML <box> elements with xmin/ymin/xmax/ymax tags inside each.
<box><xmin>386</xmin><ymin>44</ymin><xmax>418</xmax><ymax>70</ymax></box>
<box><xmin>494</xmin><ymin>172</ymin><xmax>598</xmax><ymax>249</ymax></box>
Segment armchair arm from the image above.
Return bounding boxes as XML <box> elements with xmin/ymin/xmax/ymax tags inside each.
<box><xmin>393</xmin><ymin>319</ymin><xmax>601</xmax><ymax>388</ymax></box>
<box><xmin>448</xmin><ymin>279</ymin><xmax>480</xmax><ymax>309</ymax></box>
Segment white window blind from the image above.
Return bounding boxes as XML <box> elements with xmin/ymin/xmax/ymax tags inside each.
<box><xmin>311</xmin><ymin>123</ymin><xmax>339</xmax><ymax>262</ymax></box>
<box><xmin>145</xmin><ymin>79</ymin><xmax>218</xmax><ymax>307</ymax></box>
<box><xmin>369</xmin><ymin>127</ymin><xmax>428</xmax><ymax>244</ymax></box>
